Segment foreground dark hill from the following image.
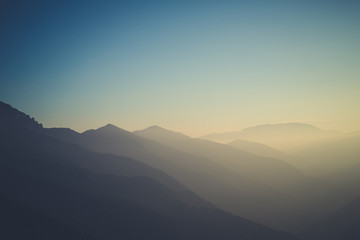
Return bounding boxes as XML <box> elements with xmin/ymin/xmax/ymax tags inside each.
<box><xmin>303</xmin><ymin>197</ymin><xmax>360</xmax><ymax>240</ymax></box>
<box><xmin>0</xmin><ymin>101</ymin><xmax>298</xmax><ymax>240</ymax></box>
<box><xmin>0</xmin><ymin>193</ymin><xmax>93</xmax><ymax>240</ymax></box>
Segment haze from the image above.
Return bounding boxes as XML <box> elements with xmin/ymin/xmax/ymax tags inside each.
<box><xmin>1</xmin><ymin>0</ymin><xmax>360</xmax><ymax>136</ymax></box>
<box><xmin>3</xmin><ymin>1</ymin><xmax>360</xmax><ymax>239</ymax></box>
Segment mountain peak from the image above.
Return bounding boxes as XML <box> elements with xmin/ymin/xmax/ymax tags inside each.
<box><xmin>82</xmin><ymin>123</ymin><xmax>131</xmax><ymax>136</ymax></box>
<box><xmin>104</xmin><ymin>123</ymin><xmax>119</xmax><ymax>129</ymax></box>
<box><xmin>96</xmin><ymin>123</ymin><xmax>123</xmax><ymax>132</ymax></box>
<box><xmin>0</xmin><ymin>101</ymin><xmax>43</xmax><ymax>130</ymax></box>
<box><xmin>134</xmin><ymin>125</ymin><xmax>189</xmax><ymax>141</ymax></box>
<box><xmin>144</xmin><ymin>125</ymin><xmax>167</xmax><ymax>131</ymax></box>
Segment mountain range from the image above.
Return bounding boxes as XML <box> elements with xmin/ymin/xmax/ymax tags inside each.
<box><xmin>0</xmin><ymin>101</ymin><xmax>299</xmax><ymax>239</ymax></box>
<box><xmin>2</xmin><ymin>100</ymin><xmax>360</xmax><ymax>239</ymax></box>
<box><xmin>291</xmin><ymin>132</ymin><xmax>360</xmax><ymax>193</ymax></box>
<box><xmin>201</xmin><ymin>123</ymin><xmax>344</xmax><ymax>151</ymax></box>
<box><xmin>43</xmin><ymin>121</ymin><xmax>345</xmax><ymax>231</ymax></box>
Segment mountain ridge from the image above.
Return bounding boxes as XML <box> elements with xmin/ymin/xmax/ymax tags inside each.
<box><xmin>0</xmin><ymin>101</ymin><xmax>300</xmax><ymax>240</ymax></box>
<box><xmin>201</xmin><ymin>123</ymin><xmax>344</xmax><ymax>151</ymax></box>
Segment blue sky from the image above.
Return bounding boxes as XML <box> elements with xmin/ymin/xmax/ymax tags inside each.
<box><xmin>1</xmin><ymin>0</ymin><xmax>360</xmax><ymax>135</ymax></box>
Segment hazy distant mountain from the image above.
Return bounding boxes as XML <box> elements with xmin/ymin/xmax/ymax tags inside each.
<box><xmin>0</xmin><ymin>101</ymin><xmax>299</xmax><ymax>240</ymax></box>
<box><xmin>135</xmin><ymin>125</ymin><xmax>307</xmax><ymax>191</ymax></box>
<box><xmin>134</xmin><ymin>125</ymin><xmax>190</xmax><ymax>141</ymax></box>
<box><xmin>40</xmin><ymin>122</ymin><xmax>325</xmax><ymax>231</ymax></box>
<box><xmin>228</xmin><ymin>139</ymin><xmax>289</xmax><ymax>160</ymax></box>
<box><xmin>304</xmin><ymin>197</ymin><xmax>360</xmax><ymax>240</ymax></box>
<box><xmin>202</xmin><ymin>123</ymin><xmax>343</xmax><ymax>151</ymax></box>
<box><xmin>46</xmin><ymin>124</ymin><xmax>296</xmax><ymax>230</ymax></box>
<box><xmin>133</xmin><ymin>125</ymin><xmax>348</xmax><ymax>232</ymax></box>
<box><xmin>292</xmin><ymin>133</ymin><xmax>360</xmax><ymax>193</ymax></box>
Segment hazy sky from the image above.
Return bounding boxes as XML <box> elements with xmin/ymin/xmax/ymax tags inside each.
<box><xmin>1</xmin><ymin>0</ymin><xmax>360</xmax><ymax>136</ymax></box>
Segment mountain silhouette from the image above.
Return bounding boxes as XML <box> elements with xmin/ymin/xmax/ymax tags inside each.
<box><xmin>0</xmin><ymin>101</ymin><xmax>299</xmax><ymax>240</ymax></box>
<box><xmin>45</xmin><ymin>119</ymin><xmax>343</xmax><ymax>232</ymax></box>
<box><xmin>134</xmin><ymin>125</ymin><xmax>309</xmax><ymax>191</ymax></box>
<box><xmin>202</xmin><ymin>123</ymin><xmax>342</xmax><ymax>151</ymax></box>
<box><xmin>46</xmin><ymin>123</ymin><xmax>297</xmax><ymax>230</ymax></box>
<box><xmin>135</xmin><ymin>125</ymin><xmax>352</xmax><ymax>230</ymax></box>
<box><xmin>0</xmin><ymin>101</ymin><xmax>42</xmax><ymax>130</ymax></box>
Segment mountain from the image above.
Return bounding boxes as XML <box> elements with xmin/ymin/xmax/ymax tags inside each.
<box><xmin>134</xmin><ymin>125</ymin><xmax>309</xmax><ymax>191</ymax></box>
<box><xmin>42</xmin><ymin>117</ymin><xmax>351</xmax><ymax>232</ymax></box>
<box><xmin>0</xmin><ymin>193</ymin><xmax>93</xmax><ymax>240</ymax></box>
<box><xmin>291</xmin><ymin>133</ymin><xmax>360</xmax><ymax>193</ymax></box>
<box><xmin>304</xmin><ymin>197</ymin><xmax>360</xmax><ymax>240</ymax></box>
<box><xmin>133</xmin><ymin>125</ymin><xmax>348</xmax><ymax>232</ymax></box>
<box><xmin>45</xmin><ymin>122</ymin><xmax>348</xmax><ymax>232</ymax></box>
<box><xmin>228</xmin><ymin>139</ymin><xmax>289</xmax><ymax>160</ymax></box>
<box><xmin>0</xmin><ymin>101</ymin><xmax>299</xmax><ymax>240</ymax></box>
<box><xmin>202</xmin><ymin>123</ymin><xmax>343</xmax><ymax>151</ymax></box>
<box><xmin>45</xmin><ymin>124</ymin><xmax>297</xmax><ymax>230</ymax></box>
<box><xmin>0</xmin><ymin>101</ymin><xmax>43</xmax><ymax>130</ymax></box>
<box><xmin>226</xmin><ymin>139</ymin><xmax>357</xmax><ymax>205</ymax></box>
<box><xmin>0</xmin><ymin>105</ymin><xmax>190</xmax><ymax>194</ymax></box>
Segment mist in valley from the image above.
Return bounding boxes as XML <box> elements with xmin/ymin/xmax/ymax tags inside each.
<box><xmin>1</xmin><ymin>0</ymin><xmax>360</xmax><ymax>239</ymax></box>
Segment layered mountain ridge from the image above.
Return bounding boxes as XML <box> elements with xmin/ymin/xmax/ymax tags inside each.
<box><xmin>0</xmin><ymin>101</ymin><xmax>299</xmax><ymax>240</ymax></box>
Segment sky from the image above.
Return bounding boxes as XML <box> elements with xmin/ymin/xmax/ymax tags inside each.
<box><xmin>1</xmin><ymin>0</ymin><xmax>360</xmax><ymax>136</ymax></box>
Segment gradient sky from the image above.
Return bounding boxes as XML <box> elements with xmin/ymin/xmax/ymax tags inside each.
<box><xmin>1</xmin><ymin>0</ymin><xmax>360</xmax><ymax>136</ymax></box>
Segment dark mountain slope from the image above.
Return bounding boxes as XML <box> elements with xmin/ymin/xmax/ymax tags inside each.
<box><xmin>0</xmin><ymin>101</ymin><xmax>298</xmax><ymax>240</ymax></box>
<box><xmin>0</xmin><ymin>101</ymin><xmax>43</xmax><ymax>130</ymax></box>
<box><xmin>0</xmin><ymin>193</ymin><xmax>93</xmax><ymax>240</ymax></box>
<box><xmin>304</xmin><ymin>197</ymin><xmax>360</xmax><ymax>240</ymax></box>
